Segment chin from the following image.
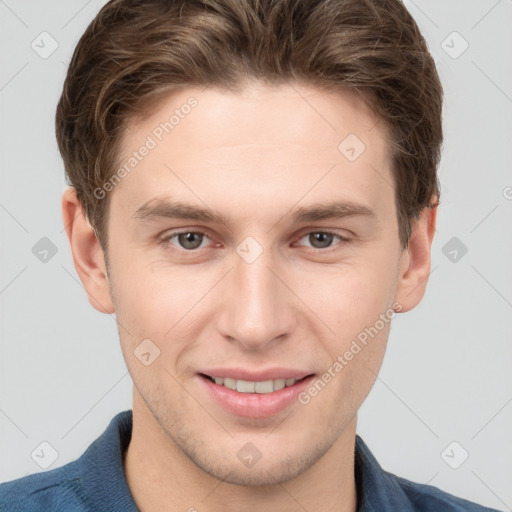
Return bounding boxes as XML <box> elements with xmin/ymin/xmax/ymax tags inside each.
<box><xmin>198</xmin><ymin>458</ymin><xmax>304</xmax><ymax>487</ymax></box>
<box><xmin>183</xmin><ymin>437</ymin><xmax>330</xmax><ymax>487</ymax></box>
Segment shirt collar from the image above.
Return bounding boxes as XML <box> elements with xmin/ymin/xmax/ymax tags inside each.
<box><xmin>355</xmin><ymin>434</ymin><xmax>415</xmax><ymax>511</ymax></box>
<box><xmin>79</xmin><ymin>410</ymin><xmax>138</xmax><ymax>511</ymax></box>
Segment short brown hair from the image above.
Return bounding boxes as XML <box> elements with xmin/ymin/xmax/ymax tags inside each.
<box><xmin>56</xmin><ymin>0</ymin><xmax>443</xmax><ymax>254</ymax></box>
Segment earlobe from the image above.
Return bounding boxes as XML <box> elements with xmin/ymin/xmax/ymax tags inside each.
<box><xmin>394</xmin><ymin>202</ymin><xmax>438</xmax><ymax>313</ymax></box>
<box><xmin>61</xmin><ymin>186</ymin><xmax>115</xmax><ymax>314</ymax></box>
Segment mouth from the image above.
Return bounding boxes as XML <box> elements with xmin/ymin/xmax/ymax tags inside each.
<box><xmin>199</xmin><ymin>373</ymin><xmax>308</xmax><ymax>394</ymax></box>
<box><xmin>197</xmin><ymin>372</ymin><xmax>316</xmax><ymax>418</ymax></box>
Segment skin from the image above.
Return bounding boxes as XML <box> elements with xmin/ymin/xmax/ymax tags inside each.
<box><xmin>62</xmin><ymin>81</ymin><xmax>437</xmax><ymax>512</ymax></box>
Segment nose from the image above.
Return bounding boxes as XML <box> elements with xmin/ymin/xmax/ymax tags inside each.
<box><xmin>216</xmin><ymin>246</ymin><xmax>297</xmax><ymax>352</ymax></box>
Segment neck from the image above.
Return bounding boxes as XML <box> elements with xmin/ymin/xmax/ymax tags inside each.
<box><xmin>124</xmin><ymin>391</ymin><xmax>358</xmax><ymax>512</ymax></box>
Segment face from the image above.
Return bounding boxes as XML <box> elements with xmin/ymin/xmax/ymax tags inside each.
<box><xmin>94</xmin><ymin>82</ymin><xmax>410</xmax><ymax>485</ymax></box>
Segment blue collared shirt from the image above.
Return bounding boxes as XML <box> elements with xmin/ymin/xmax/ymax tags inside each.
<box><xmin>0</xmin><ymin>410</ymin><xmax>502</xmax><ymax>511</ymax></box>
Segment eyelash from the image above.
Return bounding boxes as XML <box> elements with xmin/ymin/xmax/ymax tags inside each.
<box><xmin>160</xmin><ymin>230</ymin><xmax>350</xmax><ymax>253</ymax></box>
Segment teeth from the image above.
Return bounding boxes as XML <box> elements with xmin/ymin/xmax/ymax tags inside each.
<box><xmin>273</xmin><ymin>378</ymin><xmax>285</xmax><ymax>391</ymax></box>
<box><xmin>211</xmin><ymin>376</ymin><xmax>298</xmax><ymax>393</ymax></box>
<box><xmin>254</xmin><ymin>380</ymin><xmax>273</xmax><ymax>393</ymax></box>
<box><xmin>223</xmin><ymin>377</ymin><xmax>236</xmax><ymax>390</ymax></box>
<box><xmin>237</xmin><ymin>380</ymin><xmax>255</xmax><ymax>393</ymax></box>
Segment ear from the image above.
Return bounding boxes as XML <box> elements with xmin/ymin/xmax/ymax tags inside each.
<box><xmin>61</xmin><ymin>186</ymin><xmax>115</xmax><ymax>314</ymax></box>
<box><xmin>394</xmin><ymin>201</ymin><xmax>438</xmax><ymax>313</ymax></box>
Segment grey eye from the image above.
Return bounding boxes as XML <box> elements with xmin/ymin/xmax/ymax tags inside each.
<box><xmin>177</xmin><ymin>232</ymin><xmax>204</xmax><ymax>250</ymax></box>
<box><xmin>308</xmin><ymin>232</ymin><xmax>335</xmax><ymax>249</ymax></box>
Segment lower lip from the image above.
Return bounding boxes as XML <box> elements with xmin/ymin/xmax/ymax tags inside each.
<box><xmin>198</xmin><ymin>374</ymin><xmax>315</xmax><ymax>418</ymax></box>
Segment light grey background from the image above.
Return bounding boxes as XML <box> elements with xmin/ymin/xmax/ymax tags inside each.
<box><xmin>1</xmin><ymin>1</ymin><xmax>511</xmax><ymax>510</ymax></box>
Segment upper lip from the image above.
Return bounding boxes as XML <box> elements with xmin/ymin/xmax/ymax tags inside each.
<box><xmin>199</xmin><ymin>368</ymin><xmax>314</xmax><ymax>381</ymax></box>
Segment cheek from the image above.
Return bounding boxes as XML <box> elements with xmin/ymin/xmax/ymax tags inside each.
<box><xmin>111</xmin><ymin>267</ymin><xmax>206</xmax><ymax>392</ymax></box>
<box><xmin>292</xmin><ymin>256</ymin><xmax>398</xmax><ymax>342</ymax></box>
<box><xmin>110</xmin><ymin>259</ymin><xmax>217</xmax><ymax>351</ymax></box>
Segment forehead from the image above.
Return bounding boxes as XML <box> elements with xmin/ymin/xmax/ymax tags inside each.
<box><xmin>124</xmin><ymin>82</ymin><xmax>388</xmax><ymax>153</ymax></box>
<box><xmin>111</xmin><ymin>82</ymin><xmax>394</xmax><ymax>223</ymax></box>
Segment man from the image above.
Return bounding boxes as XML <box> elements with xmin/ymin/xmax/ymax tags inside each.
<box><xmin>0</xmin><ymin>0</ymin><xmax>502</xmax><ymax>511</ymax></box>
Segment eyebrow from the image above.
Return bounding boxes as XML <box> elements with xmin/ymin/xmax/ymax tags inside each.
<box><xmin>292</xmin><ymin>201</ymin><xmax>375</xmax><ymax>223</ymax></box>
<box><xmin>132</xmin><ymin>199</ymin><xmax>230</xmax><ymax>225</ymax></box>
<box><xmin>132</xmin><ymin>198</ymin><xmax>375</xmax><ymax>225</ymax></box>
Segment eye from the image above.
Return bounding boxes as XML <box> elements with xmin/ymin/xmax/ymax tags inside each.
<box><xmin>296</xmin><ymin>231</ymin><xmax>348</xmax><ymax>250</ymax></box>
<box><xmin>162</xmin><ymin>231</ymin><xmax>211</xmax><ymax>250</ymax></box>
